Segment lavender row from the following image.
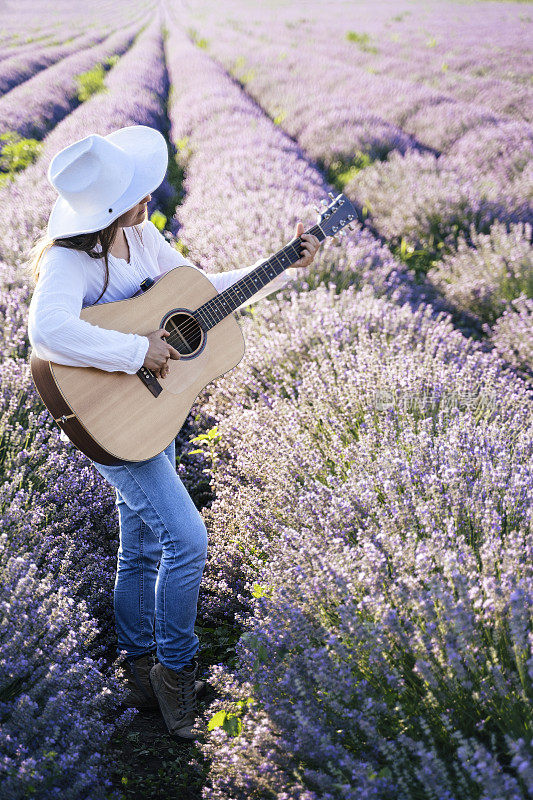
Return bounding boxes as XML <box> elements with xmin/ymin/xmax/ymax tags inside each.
<box><xmin>160</xmin><ymin>11</ymin><xmax>532</xmax><ymax>796</ymax></box>
<box><xmin>0</xmin><ymin>37</ymin><xmax>60</xmax><ymax>65</ymax></box>
<box><xmin>162</xmin><ymin>16</ymin><xmax>429</xmax><ymax>314</ymax></box>
<box><xmin>427</xmin><ymin>221</ymin><xmax>532</xmax><ymax>330</ymax></box>
<box><xmin>0</xmin><ymin>0</ymin><xmax>152</xmax><ymax>59</ymax></box>
<box><xmin>0</xmin><ymin>15</ymin><xmax>175</xmax><ymax>797</ymax></box>
<box><xmin>180</xmin><ymin>5</ymin><xmax>532</xmax><ymax>233</ymax></box>
<box><xmin>195</xmin><ymin>282</ymin><xmax>533</xmax><ymax>799</ymax></box>
<box><xmin>178</xmin><ymin>3</ymin><xmax>532</xmax><ymax>364</ymax></box>
<box><xmin>0</xmin><ymin>30</ymin><xmax>115</xmax><ymax>97</ymax></box>
<box><xmin>0</xmin><ymin>312</ymin><xmax>132</xmax><ymax>799</ymax></box>
<box><xmin>181</xmin><ymin>2</ymin><xmax>532</xmax><ymax>144</ymax></box>
<box><xmin>161</xmin><ymin>16</ymin><xmax>476</xmax><ymax>343</ymax></box>
<box><xmin>187</xmin><ymin>0</ymin><xmax>532</xmax><ymax>129</ymax></box>
<box><xmin>180</xmin><ymin>10</ymin><xmax>429</xmax><ymax>163</ymax></box>
<box><xmin>0</xmin><ymin>14</ymin><xmax>170</xmax><ymax>268</ymax></box>
<box><xmin>348</xmin><ymin>148</ymin><xmax>532</xmax><ymax>355</ymax></box>
<box><xmin>179</xmin><ymin>0</ymin><xmax>532</xmax><ymax>199</ymax></box>
<box><xmin>0</xmin><ymin>1</ymin><xmax>102</xmax><ymax>57</ymax></box>
<box><xmin>490</xmin><ymin>295</ymin><xmax>533</xmax><ymax>379</ymax></box>
<box><xmin>0</xmin><ymin>22</ymin><xmax>143</xmax><ymax>140</ymax></box>
<box><xmin>0</xmin><ymin>0</ymin><xmax>154</xmax><ymax>80</ymax></box>
<box><xmin>0</xmin><ymin>520</ymin><xmax>130</xmax><ymax>800</ymax></box>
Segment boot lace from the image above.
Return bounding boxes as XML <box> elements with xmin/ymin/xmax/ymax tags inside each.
<box><xmin>175</xmin><ymin>665</ymin><xmax>197</xmax><ymax>716</ymax></box>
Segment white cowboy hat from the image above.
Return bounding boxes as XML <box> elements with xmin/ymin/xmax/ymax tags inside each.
<box><xmin>46</xmin><ymin>125</ymin><xmax>168</xmax><ymax>239</ymax></box>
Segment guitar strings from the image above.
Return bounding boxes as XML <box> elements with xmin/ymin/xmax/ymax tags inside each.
<box><xmin>145</xmin><ymin>213</ymin><xmax>339</xmax><ymax>363</ymax></box>
<box><xmin>163</xmin><ymin>257</ymin><xmax>289</xmax><ymax>350</ymax></box>
<box><xmin>160</xmin><ymin>225</ymin><xmax>333</xmax><ymax>354</ymax></box>
<box><xmin>162</xmin><ymin>237</ymin><xmax>312</xmax><ymax>351</ymax></box>
<box><xmin>157</xmin><ymin>236</ymin><xmax>314</xmax><ymax>354</ymax></box>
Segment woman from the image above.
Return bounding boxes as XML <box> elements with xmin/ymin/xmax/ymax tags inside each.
<box><xmin>26</xmin><ymin>124</ymin><xmax>321</xmax><ymax>741</ymax></box>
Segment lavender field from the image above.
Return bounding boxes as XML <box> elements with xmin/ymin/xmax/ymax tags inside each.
<box><xmin>1</xmin><ymin>0</ymin><xmax>532</xmax><ymax>797</ymax></box>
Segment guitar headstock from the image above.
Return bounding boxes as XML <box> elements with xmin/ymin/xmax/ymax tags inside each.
<box><xmin>314</xmin><ymin>192</ymin><xmax>357</xmax><ymax>239</ymax></box>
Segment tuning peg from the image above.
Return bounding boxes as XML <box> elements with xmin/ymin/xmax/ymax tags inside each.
<box><xmin>320</xmin><ymin>198</ymin><xmax>329</xmax><ymax>207</ymax></box>
<box><xmin>313</xmin><ymin>205</ymin><xmax>321</xmax><ymax>213</ymax></box>
<box><xmin>328</xmin><ymin>192</ymin><xmax>335</xmax><ymax>200</ymax></box>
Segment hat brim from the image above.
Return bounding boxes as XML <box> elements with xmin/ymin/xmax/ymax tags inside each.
<box><xmin>47</xmin><ymin>125</ymin><xmax>168</xmax><ymax>239</ymax></box>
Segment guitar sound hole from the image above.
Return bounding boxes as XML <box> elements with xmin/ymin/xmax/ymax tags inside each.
<box><xmin>162</xmin><ymin>311</ymin><xmax>204</xmax><ymax>358</ymax></box>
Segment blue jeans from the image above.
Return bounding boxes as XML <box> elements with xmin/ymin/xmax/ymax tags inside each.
<box><xmin>90</xmin><ymin>439</ymin><xmax>208</xmax><ymax>671</ymax></box>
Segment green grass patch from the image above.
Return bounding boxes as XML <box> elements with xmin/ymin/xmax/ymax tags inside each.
<box><xmin>346</xmin><ymin>30</ymin><xmax>379</xmax><ymax>53</ymax></box>
<box><xmin>390</xmin><ymin>236</ymin><xmax>444</xmax><ymax>280</ymax></box>
<box><xmin>149</xmin><ymin>210</ymin><xmax>167</xmax><ymax>231</ymax></box>
<box><xmin>228</xmin><ymin>55</ymin><xmax>256</xmax><ymax>84</ymax></box>
<box><xmin>74</xmin><ymin>55</ymin><xmax>118</xmax><ymax>102</ymax></box>
<box><xmin>194</xmin><ymin>623</ymin><xmax>241</xmax><ymax>668</ymax></box>
<box><xmin>325</xmin><ymin>151</ymin><xmax>375</xmax><ymax>192</ymax></box>
<box><xmin>24</xmin><ymin>33</ymin><xmax>53</xmax><ymax>44</ymax></box>
<box><xmin>186</xmin><ymin>26</ymin><xmax>209</xmax><ymax>49</ymax></box>
<box><xmin>0</xmin><ymin>132</ymin><xmax>42</xmax><ymax>179</ymax></box>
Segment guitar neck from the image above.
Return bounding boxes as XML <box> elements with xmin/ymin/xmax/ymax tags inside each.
<box><xmin>195</xmin><ymin>224</ymin><xmax>326</xmax><ymax>330</ymax></box>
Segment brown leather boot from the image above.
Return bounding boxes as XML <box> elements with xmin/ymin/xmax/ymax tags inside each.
<box><xmin>121</xmin><ymin>651</ymin><xmax>206</xmax><ymax>711</ymax></box>
<box><xmin>149</xmin><ymin>657</ymin><xmax>203</xmax><ymax>739</ymax></box>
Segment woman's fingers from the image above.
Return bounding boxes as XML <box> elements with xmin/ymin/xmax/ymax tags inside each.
<box><xmin>293</xmin><ymin>231</ymin><xmax>322</xmax><ymax>268</ymax></box>
<box><xmin>301</xmin><ymin>233</ymin><xmax>320</xmax><ymax>253</ymax></box>
<box><xmin>300</xmin><ymin>241</ymin><xmax>317</xmax><ymax>258</ymax></box>
<box><xmin>167</xmin><ymin>344</ymin><xmax>181</xmax><ymax>360</ymax></box>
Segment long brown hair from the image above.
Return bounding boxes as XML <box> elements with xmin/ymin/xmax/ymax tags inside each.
<box><xmin>24</xmin><ymin>218</ymin><xmax>145</xmax><ymax>304</ymax></box>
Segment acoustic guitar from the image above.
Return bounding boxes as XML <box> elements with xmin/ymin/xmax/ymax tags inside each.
<box><xmin>30</xmin><ymin>193</ymin><xmax>357</xmax><ymax>464</ymax></box>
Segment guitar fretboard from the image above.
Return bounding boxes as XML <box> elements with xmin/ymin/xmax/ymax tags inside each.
<box><xmin>195</xmin><ymin>224</ymin><xmax>326</xmax><ymax>330</ymax></box>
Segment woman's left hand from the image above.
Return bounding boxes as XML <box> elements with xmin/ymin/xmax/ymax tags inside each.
<box><xmin>293</xmin><ymin>221</ymin><xmax>321</xmax><ymax>269</ymax></box>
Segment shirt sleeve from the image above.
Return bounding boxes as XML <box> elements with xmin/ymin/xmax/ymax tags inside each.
<box><xmin>149</xmin><ymin>221</ymin><xmax>298</xmax><ymax>310</ymax></box>
<box><xmin>27</xmin><ymin>250</ymin><xmax>150</xmax><ymax>374</ymax></box>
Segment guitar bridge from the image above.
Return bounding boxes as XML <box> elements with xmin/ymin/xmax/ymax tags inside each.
<box><xmin>136</xmin><ymin>365</ymin><xmax>163</xmax><ymax>397</ymax></box>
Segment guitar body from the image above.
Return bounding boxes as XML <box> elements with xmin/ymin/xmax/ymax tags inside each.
<box><xmin>30</xmin><ymin>266</ymin><xmax>245</xmax><ymax>465</ymax></box>
<box><xmin>29</xmin><ymin>193</ymin><xmax>356</xmax><ymax>465</ymax></box>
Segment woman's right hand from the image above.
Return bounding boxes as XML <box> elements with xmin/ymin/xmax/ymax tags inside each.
<box><xmin>143</xmin><ymin>329</ymin><xmax>181</xmax><ymax>378</ymax></box>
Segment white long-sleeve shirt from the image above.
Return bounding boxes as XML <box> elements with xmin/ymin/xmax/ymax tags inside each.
<box><xmin>28</xmin><ymin>219</ymin><xmax>297</xmax><ymax>375</ymax></box>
